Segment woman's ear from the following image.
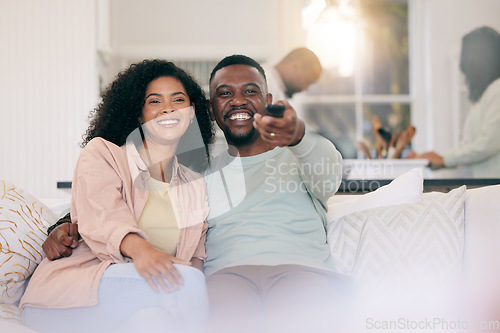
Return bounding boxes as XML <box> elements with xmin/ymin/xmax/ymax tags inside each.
<box><xmin>190</xmin><ymin>104</ymin><xmax>195</xmax><ymax>120</ymax></box>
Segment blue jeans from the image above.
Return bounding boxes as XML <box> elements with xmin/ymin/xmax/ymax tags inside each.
<box><xmin>23</xmin><ymin>263</ymin><xmax>208</xmax><ymax>333</ymax></box>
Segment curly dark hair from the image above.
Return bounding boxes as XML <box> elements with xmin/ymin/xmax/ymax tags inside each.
<box><xmin>82</xmin><ymin>59</ymin><xmax>215</xmax><ymax>170</ymax></box>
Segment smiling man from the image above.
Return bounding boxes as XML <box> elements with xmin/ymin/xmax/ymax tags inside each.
<box><xmin>204</xmin><ymin>55</ymin><xmax>348</xmax><ymax>332</ymax></box>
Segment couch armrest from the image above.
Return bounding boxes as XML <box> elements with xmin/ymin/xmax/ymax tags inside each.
<box><xmin>462</xmin><ymin>185</ymin><xmax>500</xmax><ymax>317</ymax></box>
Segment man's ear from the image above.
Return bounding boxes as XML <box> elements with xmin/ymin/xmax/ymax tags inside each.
<box><xmin>266</xmin><ymin>93</ymin><xmax>273</xmax><ymax>105</ymax></box>
<box><xmin>207</xmin><ymin>99</ymin><xmax>215</xmax><ymax>121</ymax></box>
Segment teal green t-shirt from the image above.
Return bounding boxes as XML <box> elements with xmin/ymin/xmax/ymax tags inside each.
<box><xmin>204</xmin><ymin>132</ymin><xmax>342</xmax><ymax>276</ymax></box>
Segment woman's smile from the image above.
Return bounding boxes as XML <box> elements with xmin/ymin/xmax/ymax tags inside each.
<box><xmin>156</xmin><ymin>117</ymin><xmax>181</xmax><ymax>128</ymax></box>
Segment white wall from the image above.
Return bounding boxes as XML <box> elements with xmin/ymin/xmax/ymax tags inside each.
<box><xmin>0</xmin><ymin>0</ymin><xmax>98</xmax><ymax>199</ymax></box>
<box><xmin>109</xmin><ymin>0</ymin><xmax>305</xmax><ymax>63</ymax></box>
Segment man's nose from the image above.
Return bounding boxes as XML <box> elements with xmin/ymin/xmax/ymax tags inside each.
<box><xmin>230</xmin><ymin>92</ymin><xmax>247</xmax><ymax>106</ymax></box>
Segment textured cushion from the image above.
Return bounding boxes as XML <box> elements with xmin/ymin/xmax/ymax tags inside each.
<box><xmin>327</xmin><ymin>186</ymin><xmax>466</xmax><ymax>296</ymax></box>
<box><xmin>0</xmin><ymin>304</ymin><xmax>23</xmax><ymax>323</ymax></box>
<box><xmin>327</xmin><ymin>168</ymin><xmax>423</xmax><ymax>221</ymax></box>
<box><xmin>0</xmin><ymin>180</ymin><xmax>56</xmax><ymax>320</ymax></box>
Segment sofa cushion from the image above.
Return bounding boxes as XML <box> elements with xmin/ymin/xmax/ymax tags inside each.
<box><xmin>327</xmin><ymin>167</ymin><xmax>423</xmax><ymax>221</ymax></box>
<box><xmin>327</xmin><ymin>185</ymin><xmax>466</xmax><ymax>297</ymax></box>
<box><xmin>0</xmin><ymin>180</ymin><xmax>56</xmax><ymax>320</ymax></box>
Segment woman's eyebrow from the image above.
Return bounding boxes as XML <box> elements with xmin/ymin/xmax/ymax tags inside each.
<box><xmin>145</xmin><ymin>92</ymin><xmax>187</xmax><ymax>99</ymax></box>
<box><xmin>145</xmin><ymin>93</ymin><xmax>162</xmax><ymax>99</ymax></box>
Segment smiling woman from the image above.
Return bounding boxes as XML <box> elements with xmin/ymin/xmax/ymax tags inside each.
<box><xmin>19</xmin><ymin>59</ymin><xmax>215</xmax><ymax>333</ymax></box>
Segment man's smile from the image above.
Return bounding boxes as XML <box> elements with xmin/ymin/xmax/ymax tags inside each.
<box><xmin>224</xmin><ymin>109</ymin><xmax>254</xmax><ymax>122</ymax></box>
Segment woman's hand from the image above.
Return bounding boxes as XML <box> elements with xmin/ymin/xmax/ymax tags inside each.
<box><xmin>120</xmin><ymin>233</ymin><xmax>191</xmax><ymax>293</ymax></box>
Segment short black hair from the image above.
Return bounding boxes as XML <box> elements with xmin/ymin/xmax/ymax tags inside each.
<box><xmin>209</xmin><ymin>54</ymin><xmax>267</xmax><ymax>84</ymax></box>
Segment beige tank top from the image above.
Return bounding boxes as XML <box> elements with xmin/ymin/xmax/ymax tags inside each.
<box><xmin>137</xmin><ymin>177</ymin><xmax>180</xmax><ymax>255</ymax></box>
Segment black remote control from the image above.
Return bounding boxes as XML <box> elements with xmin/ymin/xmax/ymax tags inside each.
<box><xmin>264</xmin><ymin>104</ymin><xmax>285</xmax><ymax>118</ymax></box>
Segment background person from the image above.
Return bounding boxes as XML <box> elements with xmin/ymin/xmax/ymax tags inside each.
<box><xmin>262</xmin><ymin>47</ymin><xmax>323</xmax><ymax>103</ymax></box>
<box><xmin>409</xmin><ymin>26</ymin><xmax>500</xmax><ymax>178</ymax></box>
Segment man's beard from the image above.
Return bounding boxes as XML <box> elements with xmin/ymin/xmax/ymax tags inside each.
<box><xmin>224</xmin><ymin>126</ymin><xmax>257</xmax><ymax>146</ymax></box>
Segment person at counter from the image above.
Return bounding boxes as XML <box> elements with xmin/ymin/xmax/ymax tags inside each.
<box><xmin>409</xmin><ymin>26</ymin><xmax>500</xmax><ymax>178</ymax></box>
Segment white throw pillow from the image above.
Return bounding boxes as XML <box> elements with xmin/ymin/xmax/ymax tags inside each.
<box><xmin>39</xmin><ymin>198</ymin><xmax>71</xmax><ymax>219</ymax></box>
<box><xmin>0</xmin><ymin>180</ymin><xmax>57</xmax><ymax>320</ymax></box>
<box><xmin>327</xmin><ymin>167</ymin><xmax>424</xmax><ymax>221</ymax></box>
<box><xmin>328</xmin><ymin>186</ymin><xmax>466</xmax><ymax>297</ymax></box>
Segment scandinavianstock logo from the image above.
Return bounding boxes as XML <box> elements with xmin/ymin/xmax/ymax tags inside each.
<box><xmin>263</xmin><ymin>157</ymin><xmax>342</xmax><ymax>197</ymax></box>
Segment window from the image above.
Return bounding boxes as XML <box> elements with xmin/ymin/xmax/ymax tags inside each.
<box><xmin>297</xmin><ymin>0</ymin><xmax>411</xmax><ymax>159</ymax></box>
